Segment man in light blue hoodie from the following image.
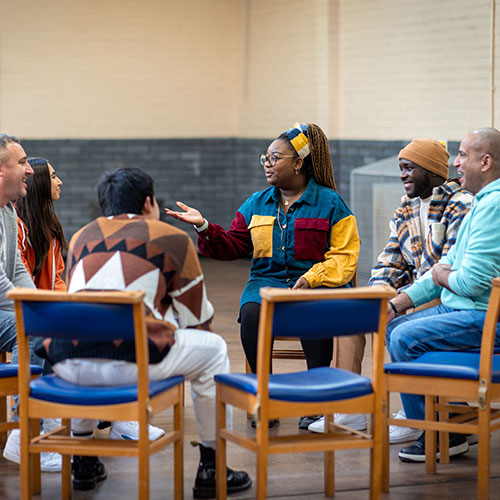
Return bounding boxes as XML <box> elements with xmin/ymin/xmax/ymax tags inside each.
<box><xmin>385</xmin><ymin>127</ymin><xmax>500</xmax><ymax>462</ymax></box>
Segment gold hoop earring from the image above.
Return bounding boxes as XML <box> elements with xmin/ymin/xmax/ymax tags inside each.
<box><xmin>294</xmin><ymin>169</ymin><xmax>300</xmax><ymax>175</ymax></box>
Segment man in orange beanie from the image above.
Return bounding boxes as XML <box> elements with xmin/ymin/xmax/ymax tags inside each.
<box><xmin>309</xmin><ymin>137</ymin><xmax>473</xmax><ymax>436</ymax></box>
<box><xmin>370</xmin><ymin>137</ymin><xmax>473</xmax><ymax>289</ymax></box>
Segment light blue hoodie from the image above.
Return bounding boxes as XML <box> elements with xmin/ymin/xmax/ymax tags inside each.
<box><xmin>406</xmin><ymin>177</ymin><xmax>500</xmax><ymax>311</ymax></box>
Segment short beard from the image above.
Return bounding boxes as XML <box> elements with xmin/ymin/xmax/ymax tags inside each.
<box><xmin>410</xmin><ymin>172</ymin><xmax>432</xmax><ymax>199</ymax></box>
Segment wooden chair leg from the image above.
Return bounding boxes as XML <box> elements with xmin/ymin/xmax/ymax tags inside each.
<box><xmin>477</xmin><ymin>407</ymin><xmax>491</xmax><ymax>500</ymax></box>
<box><xmin>138</xmin><ymin>455</ymin><xmax>149</xmax><ymax>499</ymax></box>
<box><xmin>382</xmin><ymin>395</ymin><xmax>390</xmax><ymax>492</ymax></box>
<box><xmin>370</xmin><ymin>407</ymin><xmax>383</xmax><ymax>499</ymax></box>
<box><xmin>173</xmin><ymin>385</ymin><xmax>184</xmax><ymax>500</ymax></box>
<box><xmin>32</xmin><ymin>419</ymin><xmax>41</xmax><ymax>495</ymax></box>
<box><xmin>255</xmin><ymin>408</ymin><xmax>270</xmax><ymax>500</ymax></box>
<box><xmin>61</xmin><ymin>418</ymin><xmax>71</xmax><ymax>500</ymax></box>
<box><xmin>21</xmin><ymin>418</ymin><xmax>38</xmax><ymax>500</ymax></box>
<box><xmin>438</xmin><ymin>397</ymin><xmax>449</xmax><ymax>464</ymax></box>
<box><xmin>256</xmin><ymin>449</ymin><xmax>268</xmax><ymax>500</ymax></box>
<box><xmin>323</xmin><ymin>413</ymin><xmax>335</xmax><ymax>496</ymax></box>
<box><xmin>0</xmin><ymin>395</ymin><xmax>7</xmax><ymax>448</ymax></box>
<box><xmin>216</xmin><ymin>388</ymin><xmax>227</xmax><ymax>500</ymax></box>
<box><xmin>32</xmin><ymin>424</ymin><xmax>41</xmax><ymax>495</ymax></box>
<box><xmin>61</xmin><ymin>454</ymin><xmax>71</xmax><ymax>500</ymax></box>
<box><xmin>324</xmin><ymin>450</ymin><xmax>334</xmax><ymax>497</ymax></box>
<box><xmin>138</xmin><ymin>417</ymin><xmax>150</xmax><ymax>500</ymax></box>
<box><xmin>425</xmin><ymin>395</ymin><xmax>436</xmax><ymax>474</ymax></box>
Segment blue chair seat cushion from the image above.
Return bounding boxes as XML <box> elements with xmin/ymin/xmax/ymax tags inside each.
<box><xmin>215</xmin><ymin>366</ymin><xmax>373</xmax><ymax>403</ymax></box>
<box><xmin>0</xmin><ymin>364</ymin><xmax>43</xmax><ymax>378</ymax></box>
<box><xmin>30</xmin><ymin>374</ymin><xmax>184</xmax><ymax>405</ymax></box>
<box><xmin>385</xmin><ymin>352</ymin><xmax>500</xmax><ymax>382</ymax></box>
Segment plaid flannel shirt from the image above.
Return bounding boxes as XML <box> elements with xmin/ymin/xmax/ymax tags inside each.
<box><xmin>369</xmin><ymin>179</ymin><xmax>472</xmax><ymax>290</ymax></box>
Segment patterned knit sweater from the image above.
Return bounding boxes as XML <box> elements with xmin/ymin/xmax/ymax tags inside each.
<box><xmin>37</xmin><ymin>214</ymin><xmax>214</xmax><ymax>364</ymax></box>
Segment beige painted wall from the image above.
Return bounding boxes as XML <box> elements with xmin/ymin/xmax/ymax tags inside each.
<box><xmin>0</xmin><ymin>0</ymin><xmax>246</xmax><ymax>138</ymax></box>
<box><xmin>238</xmin><ymin>0</ymin><xmax>339</xmax><ymax>138</ymax></box>
<box><xmin>338</xmin><ymin>0</ymin><xmax>497</xmax><ymax>140</ymax></box>
<box><xmin>0</xmin><ymin>0</ymin><xmax>499</xmax><ymax>141</ymax></box>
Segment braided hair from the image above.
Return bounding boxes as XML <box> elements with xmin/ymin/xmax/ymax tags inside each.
<box><xmin>278</xmin><ymin>123</ymin><xmax>337</xmax><ymax>191</ymax></box>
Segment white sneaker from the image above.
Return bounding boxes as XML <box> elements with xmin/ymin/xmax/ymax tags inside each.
<box><xmin>109</xmin><ymin>421</ymin><xmax>165</xmax><ymax>441</ymax></box>
<box><xmin>42</xmin><ymin>418</ymin><xmax>62</xmax><ymax>433</ymax></box>
<box><xmin>389</xmin><ymin>408</ymin><xmax>423</xmax><ymax>444</ymax></box>
<box><xmin>3</xmin><ymin>429</ymin><xmax>62</xmax><ymax>472</ymax></box>
<box><xmin>308</xmin><ymin>413</ymin><xmax>367</xmax><ymax>433</ymax></box>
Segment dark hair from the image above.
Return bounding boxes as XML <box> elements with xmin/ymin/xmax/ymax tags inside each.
<box><xmin>15</xmin><ymin>157</ymin><xmax>67</xmax><ymax>276</ymax></box>
<box><xmin>0</xmin><ymin>134</ymin><xmax>21</xmax><ymax>163</ymax></box>
<box><xmin>277</xmin><ymin>123</ymin><xmax>337</xmax><ymax>190</ymax></box>
<box><xmin>97</xmin><ymin>167</ymin><xmax>155</xmax><ymax>216</ymax></box>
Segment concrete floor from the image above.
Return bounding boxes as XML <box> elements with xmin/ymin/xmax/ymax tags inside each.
<box><xmin>1</xmin><ymin>257</ymin><xmax>499</xmax><ymax>499</ymax></box>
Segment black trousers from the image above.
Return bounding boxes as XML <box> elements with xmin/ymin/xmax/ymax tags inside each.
<box><xmin>240</xmin><ymin>302</ymin><xmax>333</xmax><ymax>374</ymax></box>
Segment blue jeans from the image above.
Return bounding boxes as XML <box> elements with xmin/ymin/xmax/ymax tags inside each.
<box><xmin>386</xmin><ymin>305</ymin><xmax>500</xmax><ymax>421</ymax></box>
<box><xmin>0</xmin><ymin>308</ymin><xmax>18</xmax><ymax>355</ymax></box>
<box><xmin>0</xmin><ymin>308</ymin><xmax>44</xmax><ymax>420</ymax></box>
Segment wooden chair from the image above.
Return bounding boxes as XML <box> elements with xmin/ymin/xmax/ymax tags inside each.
<box><xmin>9</xmin><ymin>288</ymin><xmax>184</xmax><ymax>500</ymax></box>
<box><xmin>216</xmin><ymin>285</ymin><xmax>395</xmax><ymax>499</ymax></box>
<box><xmin>383</xmin><ymin>277</ymin><xmax>500</xmax><ymax>500</ymax></box>
<box><xmin>245</xmin><ymin>270</ymin><xmax>359</xmax><ymax>373</ymax></box>
<box><xmin>0</xmin><ymin>352</ymin><xmax>42</xmax><ymax>448</ymax></box>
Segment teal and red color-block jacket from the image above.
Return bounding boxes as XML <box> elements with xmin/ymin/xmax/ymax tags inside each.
<box><xmin>197</xmin><ymin>177</ymin><xmax>360</xmax><ymax>309</ymax></box>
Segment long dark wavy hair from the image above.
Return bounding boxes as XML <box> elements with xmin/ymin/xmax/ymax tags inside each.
<box><xmin>15</xmin><ymin>158</ymin><xmax>67</xmax><ymax>276</ymax></box>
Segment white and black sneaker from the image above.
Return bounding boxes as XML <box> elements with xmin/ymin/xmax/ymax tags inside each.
<box><xmin>109</xmin><ymin>421</ymin><xmax>165</xmax><ymax>441</ymax></box>
<box><xmin>399</xmin><ymin>432</ymin><xmax>469</xmax><ymax>462</ymax></box>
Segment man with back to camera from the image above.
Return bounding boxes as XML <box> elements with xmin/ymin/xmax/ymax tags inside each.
<box><xmin>0</xmin><ymin>137</ymin><xmax>167</xmax><ymax>474</ymax></box>
<box><xmin>309</xmin><ymin>137</ymin><xmax>473</xmax><ymax>437</ymax></box>
<box><xmin>35</xmin><ymin>167</ymin><xmax>252</xmax><ymax>496</ymax></box>
<box><xmin>386</xmin><ymin>127</ymin><xmax>500</xmax><ymax>462</ymax></box>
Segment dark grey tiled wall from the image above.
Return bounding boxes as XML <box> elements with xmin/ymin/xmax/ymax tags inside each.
<box><xmin>21</xmin><ymin>138</ymin><xmax>460</xmax><ymax>244</ymax></box>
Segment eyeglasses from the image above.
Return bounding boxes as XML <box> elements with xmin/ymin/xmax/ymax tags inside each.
<box><xmin>259</xmin><ymin>153</ymin><xmax>297</xmax><ymax>167</ymax></box>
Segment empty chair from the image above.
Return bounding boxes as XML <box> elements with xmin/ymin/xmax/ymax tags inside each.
<box><xmin>215</xmin><ymin>285</ymin><xmax>395</xmax><ymax>499</ymax></box>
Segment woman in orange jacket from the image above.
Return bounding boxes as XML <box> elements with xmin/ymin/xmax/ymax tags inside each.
<box><xmin>16</xmin><ymin>157</ymin><xmax>67</xmax><ymax>291</ymax></box>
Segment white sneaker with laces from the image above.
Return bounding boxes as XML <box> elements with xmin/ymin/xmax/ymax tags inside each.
<box><xmin>308</xmin><ymin>413</ymin><xmax>367</xmax><ymax>433</ymax></box>
<box><xmin>109</xmin><ymin>421</ymin><xmax>165</xmax><ymax>441</ymax></box>
<box><xmin>389</xmin><ymin>408</ymin><xmax>423</xmax><ymax>444</ymax></box>
<box><xmin>3</xmin><ymin>429</ymin><xmax>62</xmax><ymax>472</ymax></box>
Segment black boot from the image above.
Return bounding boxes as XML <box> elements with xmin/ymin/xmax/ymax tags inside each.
<box><xmin>72</xmin><ymin>455</ymin><xmax>107</xmax><ymax>491</ymax></box>
<box><xmin>250</xmin><ymin>416</ymin><xmax>279</xmax><ymax>429</ymax></box>
<box><xmin>192</xmin><ymin>443</ymin><xmax>252</xmax><ymax>499</ymax></box>
<box><xmin>298</xmin><ymin>415</ymin><xmax>321</xmax><ymax>430</ymax></box>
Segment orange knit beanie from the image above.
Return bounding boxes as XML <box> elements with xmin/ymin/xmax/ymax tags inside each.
<box><xmin>398</xmin><ymin>138</ymin><xmax>449</xmax><ymax>179</ymax></box>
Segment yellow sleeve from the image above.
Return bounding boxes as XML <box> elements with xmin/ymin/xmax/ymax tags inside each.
<box><xmin>302</xmin><ymin>214</ymin><xmax>360</xmax><ymax>288</ymax></box>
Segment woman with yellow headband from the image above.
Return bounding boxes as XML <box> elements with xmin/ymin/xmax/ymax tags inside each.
<box><xmin>165</xmin><ymin>123</ymin><xmax>360</xmax><ymax>429</ymax></box>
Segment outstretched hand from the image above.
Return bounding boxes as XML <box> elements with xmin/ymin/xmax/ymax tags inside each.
<box><xmin>164</xmin><ymin>201</ymin><xmax>205</xmax><ymax>227</ymax></box>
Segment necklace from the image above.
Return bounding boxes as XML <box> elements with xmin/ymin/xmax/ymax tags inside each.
<box><xmin>281</xmin><ymin>187</ymin><xmax>306</xmax><ymax>207</ymax></box>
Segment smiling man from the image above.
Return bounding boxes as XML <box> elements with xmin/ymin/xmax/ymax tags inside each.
<box><xmin>368</xmin><ymin>138</ymin><xmax>473</xmax><ymax>443</ymax></box>
<box><xmin>385</xmin><ymin>128</ymin><xmax>500</xmax><ymax>462</ymax></box>
<box><xmin>310</xmin><ymin>137</ymin><xmax>473</xmax><ymax>436</ymax></box>
<box><xmin>0</xmin><ymin>134</ymin><xmax>35</xmax><ymax>321</ymax></box>
<box><xmin>370</xmin><ymin>138</ymin><xmax>472</xmax><ymax>290</ymax></box>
